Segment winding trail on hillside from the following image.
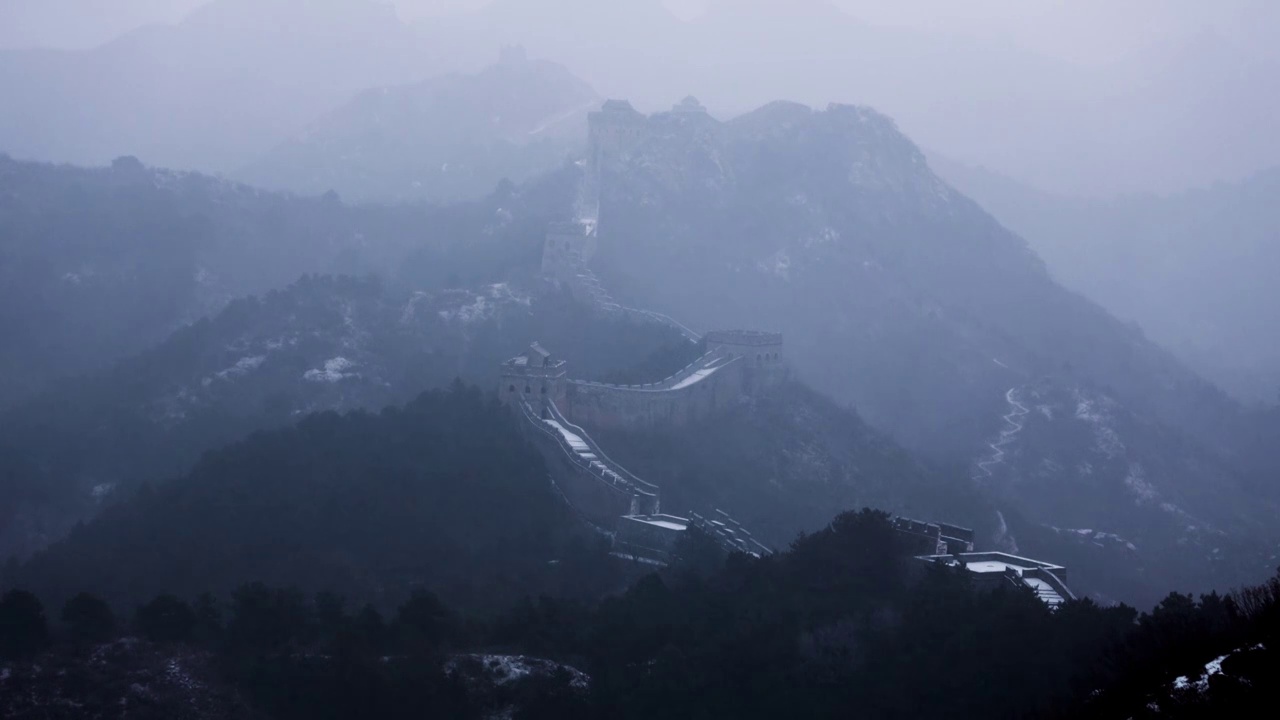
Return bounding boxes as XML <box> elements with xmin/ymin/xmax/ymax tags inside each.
<box><xmin>973</xmin><ymin>387</ymin><xmax>1029</xmax><ymax>481</ymax></box>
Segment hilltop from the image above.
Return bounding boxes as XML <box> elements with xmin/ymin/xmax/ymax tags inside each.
<box><xmin>933</xmin><ymin>155</ymin><xmax>1280</xmax><ymax>405</ymax></box>
<box><xmin>0</xmin><ymin>151</ymin><xmax>574</xmax><ymax>409</ymax></box>
<box><xmin>240</xmin><ymin>49</ymin><xmax>598</xmax><ymax>204</ymax></box>
<box><xmin>0</xmin><ymin>273</ymin><xmax>688</xmax><ymax>561</ymax></box>
<box><xmin>577</xmin><ymin>98</ymin><xmax>1278</xmax><ymax>602</ymax></box>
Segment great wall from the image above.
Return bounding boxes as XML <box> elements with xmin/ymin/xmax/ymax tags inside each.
<box><xmin>495</xmin><ymin>98</ymin><xmax>782</xmax><ymax>563</ymax></box>
<box><xmin>496</xmin><ymin>98</ymin><xmax>1077</xmax><ymax>604</ymax></box>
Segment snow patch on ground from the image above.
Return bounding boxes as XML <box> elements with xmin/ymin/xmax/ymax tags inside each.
<box><xmin>448</xmin><ymin>654</ymin><xmax>590</xmax><ymax>690</ymax></box>
<box><xmin>400</xmin><ymin>292</ymin><xmax>433</xmax><ymax>324</ymax></box>
<box><xmin>1172</xmin><ymin>644</ymin><xmax>1264</xmax><ymax>693</ymax></box>
<box><xmin>165</xmin><ymin>658</ymin><xmax>203</xmax><ymax>692</ymax></box>
<box><xmin>799</xmin><ymin>227</ymin><xmax>839</xmax><ymax>248</ymax></box>
<box><xmin>1050</xmin><ymin>526</ymin><xmax>1139</xmax><ymax>552</ymax></box>
<box><xmin>1124</xmin><ymin>463</ymin><xmax>1160</xmax><ymax>504</ymax></box>
<box><xmin>215</xmin><ymin>355</ymin><xmax>266</xmax><ymax>381</ymax></box>
<box><xmin>757</xmin><ymin>249</ymin><xmax>792</xmax><ymax>280</ymax></box>
<box><xmin>304</xmin><ymin>357</ymin><xmax>359</xmax><ymax>383</ymax></box>
<box><xmin>440</xmin><ymin>294</ymin><xmax>491</xmax><ymax>324</ymax></box>
<box><xmin>435</xmin><ymin>283</ymin><xmax>532</xmax><ymax>325</ymax></box>
<box><xmin>1074</xmin><ymin>393</ymin><xmax>1126</xmax><ymax>458</ymax></box>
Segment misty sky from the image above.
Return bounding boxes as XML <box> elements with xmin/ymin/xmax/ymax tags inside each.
<box><xmin>1</xmin><ymin>0</ymin><xmax>1276</xmax><ymax>196</ymax></box>
<box><xmin>4</xmin><ymin>0</ymin><xmax>1275</xmax><ymax>64</ymax></box>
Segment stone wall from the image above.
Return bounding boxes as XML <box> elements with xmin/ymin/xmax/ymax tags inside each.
<box><xmin>565</xmin><ymin>355</ymin><xmax>746</xmax><ymax>431</ymax></box>
<box><xmin>516</xmin><ymin>399</ymin><xmax>659</xmax><ymax>527</ymax></box>
<box><xmin>568</xmin><ymin>351</ymin><xmax>747</xmax><ymax>425</ymax></box>
<box><xmin>588</xmin><ymin>100</ymin><xmax>647</xmax><ymax>166</ymax></box>
<box><xmin>541</xmin><ymin>221</ymin><xmax>597</xmax><ymax>284</ymax></box>
<box><xmin>498</xmin><ymin>355</ymin><xmax>568</xmax><ymax>411</ymax></box>
<box><xmin>704</xmin><ymin>330</ymin><xmax>787</xmax><ymax>393</ymax></box>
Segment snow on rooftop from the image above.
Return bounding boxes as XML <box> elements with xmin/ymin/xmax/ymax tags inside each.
<box><xmin>965</xmin><ymin>561</ymin><xmax>1014</xmax><ymax>573</ymax></box>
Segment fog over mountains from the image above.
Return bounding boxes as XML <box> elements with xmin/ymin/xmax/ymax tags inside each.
<box><xmin>2</xmin><ymin>0</ymin><xmax>1277</xmax><ymax>194</ymax></box>
<box><xmin>240</xmin><ymin>48</ymin><xmax>596</xmax><ymax>203</ymax></box>
<box><xmin>935</xmin><ymin>156</ymin><xmax>1280</xmax><ymax>405</ymax></box>
<box><xmin>1</xmin><ymin>2</ymin><xmax>1279</xmax><ymax>717</ymax></box>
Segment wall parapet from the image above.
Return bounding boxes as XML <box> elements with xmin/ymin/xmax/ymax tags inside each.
<box><xmin>544</xmin><ymin>400</ymin><xmax>659</xmax><ymax>495</ymax></box>
<box><xmin>517</xmin><ymin>399</ymin><xmax>658</xmax><ymax>521</ymax></box>
<box><xmin>704</xmin><ymin>330</ymin><xmax>783</xmax><ymax>347</ymax></box>
<box><xmin>569</xmin><ymin>350</ymin><xmax>726</xmax><ymax>393</ymax></box>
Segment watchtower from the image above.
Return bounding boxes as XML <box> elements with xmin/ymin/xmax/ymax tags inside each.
<box><xmin>589</xmin><ymin>100</ymin><xmax>646</xmax><ymax>150</ymax></box>
<box><xmin>499</xmin><ymin>342</ymin><xmax>568</xmax><ymax>410</ymax></box>
<box><xmin>671</xmin><ymin>96</ymin><xmax>708</xmax><ymax>115</ymax></box>
<box><xmin>705</xmin><ymin>330</ymin><xmax>787</xmax><ymax>391</ymax></box>
<box><xmin>705</xmin><ymin>330</ymin><xmax>784</xmax><ymax>367</ymax></box>
<box><xmin>541</xmin><ymin>221</ymin><xmax>598</xmax><ymax>284</ymax></box>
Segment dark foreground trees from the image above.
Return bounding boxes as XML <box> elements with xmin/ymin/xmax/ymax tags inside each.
<box><xmin>0</xmin><ymin>589</ymin><xmax>49</xmax><ymax>659</ymax></box>
<box><xmin>3</xmin><ymin>512</ymin><xmax>1279</xmax><ymax>718</ymax></box>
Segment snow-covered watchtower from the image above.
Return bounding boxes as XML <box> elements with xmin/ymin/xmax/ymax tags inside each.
<box><xmin>499</xmin><ymin>342</ymin><xmax>568</xmax><ymax>409</ymax></box>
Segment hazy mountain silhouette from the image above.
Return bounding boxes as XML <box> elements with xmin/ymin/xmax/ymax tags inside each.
<box><xmin>0</xmin><ymin>0</ymin><xmax>435</xmax><ymax>171</ymax></box>
<box><xmin>240</xmin><ymin>49</ymin><xmax>597</xmax><ymax>203</ymax></box>
<box><xmin>933</xmin><ymin>154</ymin><xmax>1280</xmax><ymax>405</ymax></box>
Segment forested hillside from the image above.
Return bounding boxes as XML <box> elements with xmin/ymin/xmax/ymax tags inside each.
<box><xmin>8</xmin><ymin>384</ymin><xmax>626</xmax><ymax>613</ymax></box>
<box><xmin>933</xmin><ymin>156</ymin><xmax>1280</xmax><ymax>404</ymax></box>
<box><xmin>0</xmin><ymin>273</ymin><xmax>686</xmax><ymax>561</ymax></box>
<box><xmin>5</xmin><ymin>509</ymin><xmax>1278</xmax><ymax>719</ymax></box>
<box><xmin>586</xmin><ymin>100</ymin><xmax>1277</xmax><ymax>604</ymax></box>
<box><xmin>0</xmin><ymin>152</ymin><xmax>578</xmax><ymax>409</ymax></box>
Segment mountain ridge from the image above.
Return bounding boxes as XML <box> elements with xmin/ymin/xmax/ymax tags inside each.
<box><xmin>239</xmin><ymin>51</ymin><xmax>597</xmax><ymax>203</ymax></box>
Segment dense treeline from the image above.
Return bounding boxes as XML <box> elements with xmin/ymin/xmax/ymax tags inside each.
<box><xmin>3</xmin><ymin>510</ymin><xmax>1278</xmax><ymax>718</ymax></box>
<box><xmin>0</xmin><ymin>274</ymin><xmax>690</xmax><ymax>561</ymax></box>
<box><xmin>599</xmin><ymin>382</ymin><xmax>988</xmax><ymax>549</ymax></box>
<box><xmin>6</xmin><ymin>384</ymin><xmax>628</xmax><ymax>613</ymax></box>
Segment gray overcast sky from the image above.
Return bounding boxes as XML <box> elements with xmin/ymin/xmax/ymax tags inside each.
<box><xmin>3</xmin><ymin>0</ymin><xmax>1274</xmax><ymax>65</ymax></box>
<box><xmin>1</xmin><ymin>0</ymin><xmax>1276</xmax><ymax>195</ymax></box>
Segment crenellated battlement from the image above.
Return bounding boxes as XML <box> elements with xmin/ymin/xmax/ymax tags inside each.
<box><xmin>507</xmin><ymin>109</ymin><xmax>789</xmax><ymax>564</ymax></box>
<box><xmin>499</xmin><ymin>342</ymin><xmax>569</xmax><ymax>409</ymax></box>
<box><xmin>501</xmin><ymin>336</ymin><xmax>778</xmax><ymax>563</ymax></box>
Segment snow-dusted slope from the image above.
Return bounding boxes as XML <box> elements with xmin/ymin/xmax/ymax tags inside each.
<box><xmin>0</xmin><ymin>275</ymin><xmax>686</xmax><ymax>561</ymax></box>
<box><xmin>583</xmin><ymin>99</ymin><xmax>1273</xmax><ymax>603</ymax></box>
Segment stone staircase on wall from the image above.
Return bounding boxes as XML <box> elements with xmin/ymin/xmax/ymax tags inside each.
<box><xmin>516</xmin><ymin>397</ymin><xmax>660</xmax><ymax>523</ymax></box>
<box><xmin>524</xmin><ymin>214</ymin><xmax>775</xmax><ymax>562</ymax></box>
<box><xmin>513</xmin><ymin>392</ymin><xmax>772</xmax><ymax>562</ymax></box>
